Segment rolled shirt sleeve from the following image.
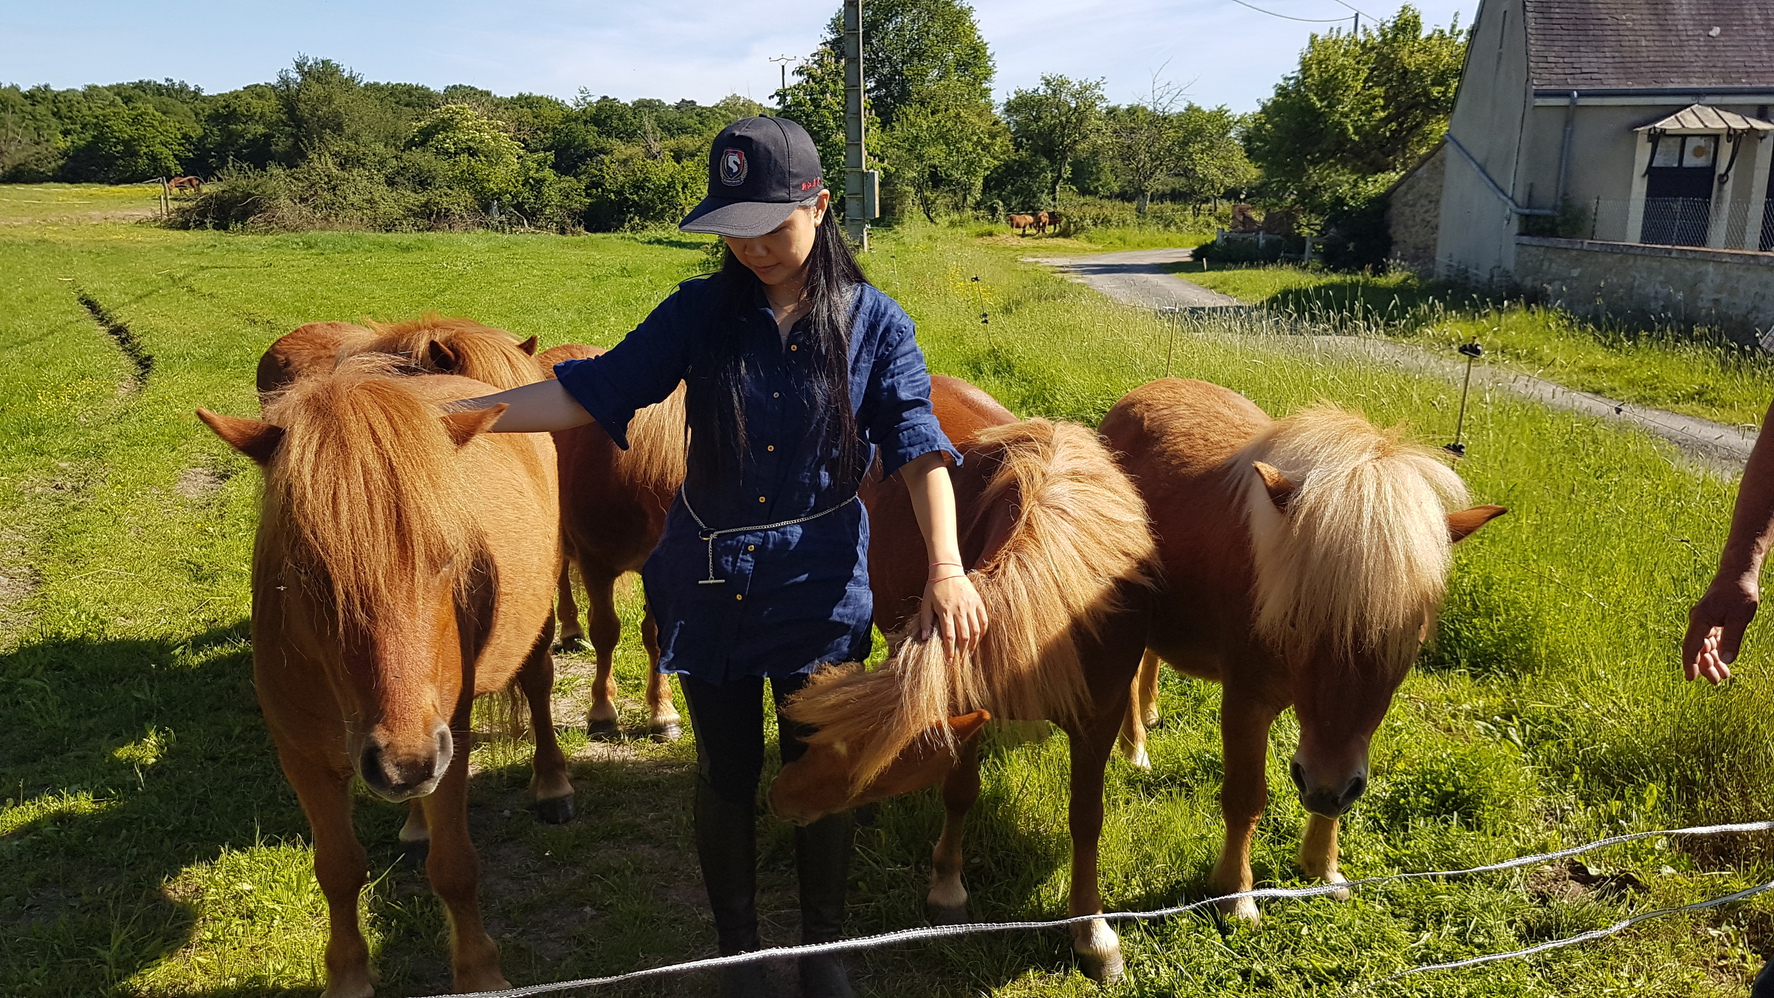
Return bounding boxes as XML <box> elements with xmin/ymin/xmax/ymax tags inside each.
<box><xmin>553</xmin><ymin>281</ymin><xmax>698</xmax><ymax>449</ymax></box>
<box><xmin>862</xmin><ymin>310</ymin><xmax>962</xmax><ymax>478</ymax></box>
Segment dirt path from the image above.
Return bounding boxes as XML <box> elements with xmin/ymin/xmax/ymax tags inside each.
<box><xmin>1028</xmin><ymin>248</ymin><xmax>1757</xmax><ymax>470</ymax></box>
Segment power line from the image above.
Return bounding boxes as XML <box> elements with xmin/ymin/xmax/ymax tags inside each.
<box><xmin>1326</xmin><ymin>0</ymin><xmax>1378</xmax><ymax>21</ymax></box>
<box><xmin>1227</xmin><ymin>0</ymin><xmax>1355</xmax><ymax>23</ymax></box>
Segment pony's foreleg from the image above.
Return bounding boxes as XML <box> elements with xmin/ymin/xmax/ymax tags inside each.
<box><xmin>1213</xmin><ymin>692</ymin><xmax>1281</xmax><ymax>925</ymax></box>
<box><xmin>927</xmin><ymin>737</ymin><xmax>982</xmax><ymax>924</ymax></box>
<box><xmin>553</xmin><ymin>558</ymin><xmax>588</xmax><ymax>652</ymax></box>
<box><xmin>283</xmin><ymin>754</ymin><xmax>375</xmax><ymax>998</ymax></box>
<box><xmin>1067</xmin><ymin>710</ymin><xmax>1126</xmax><ymax>983</ymax></box>
<box><xmin>1299</xmin><ymin>813</ymin><xmax>1350</xmax><ymax>900</ymax></box>
<box><xmin>518</xmin><ymin>624</ymin><xmax>575</xmax><ymax>824</ymax></box>
<box><xmin>1137</xmin><ymin>649</ymin><xmax>1162</xmax><ymax>728</ymax></box>
<box><xmin>420</xmin><ymin>725</ymin><xmax>509</xmax><ymax>994</ymax></box>
<box><xmin>639</xmin><ymin>602</ymin><xmax>681</xmax><ymax>741</ymax></box>
<box><xmin>583</xmin><ymin>568</ymin><xmax>622</xmax><ymax>738</ymax></box>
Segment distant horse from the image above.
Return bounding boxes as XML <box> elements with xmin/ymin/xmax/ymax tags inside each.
<box><xmin>536</xmin><ymin>343</ymin><xmax>685</xmax><ymax>740</ymax></box>
<box><xmin>168</xmin><ymin>175</ymin><xmax>202</xmax><ymax>193</ymax></box>
<box><xmin>197</xmin><ymin>356</ymin><xmax>570</xmax><ymax>997</ymax></box>
<box><xmin>770</xmin><ymin>402</ymin><xmax>1159</xmax><ymax>982</ymax></box>
<box><xmin>1034</xmin><ymin>210</ymin><xmax>1051</xmax><ymax>235</ymax></box>
<box><xmin>1008</xmin><ymin>213</ymin><xmax>1035</xmax><ymax>235</ymax></box>
<box><xmin>1101</xmin><ymin>378</ymin><xmax>1505</xmax><ymax>924</ymax></box>
<box><xmin>1046</xmin><ymin>210</ymin><xmax>1062</xmax><ymax>233</ymax></box>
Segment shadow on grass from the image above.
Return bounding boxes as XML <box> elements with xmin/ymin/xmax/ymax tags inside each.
<box><xmin>1</xmin><ymin>623</ymin><xmax>1085</xmax><ymax>997</ymax></box>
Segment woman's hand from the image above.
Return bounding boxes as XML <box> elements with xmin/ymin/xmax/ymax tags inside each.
<box><xmin>920</xmin><ymin>570</ymin><xmax>988</xmax><ymax>662</ymax></box>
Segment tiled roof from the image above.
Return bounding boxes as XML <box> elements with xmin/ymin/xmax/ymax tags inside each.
<box><xmin>1525</xmin><ymin>0</ymin><xmax>1774</xmax><ymax>90</ymax></box>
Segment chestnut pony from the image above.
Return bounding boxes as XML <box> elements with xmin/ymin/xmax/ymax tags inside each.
<box><xmin>286</xmin><ymin>315</ymin><xmax>683</xmax><ymax>739</ymax></box>
<box><xmin>1101</xmin><ymin>378</ymin><xmax>1505</xmax><ymax>924</ymax></box>
<box><xmin>770</xmin><ymin>401</ymin><xmax>1158</xmax><ymax>982</ymax></box>
<box><xmin>198</xmin><ymin>356</ymin><xmax>569</xmax><ymax>997</ymax></box>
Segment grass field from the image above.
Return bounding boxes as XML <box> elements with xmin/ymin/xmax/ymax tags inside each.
<box><xmin>1173</xmin><ymin>261</ymin><xmax>1774</xmax><ymax>429</ymax></box>
<box><xmin>4</xmin><ymin>204</ymin><xmax>1774</xmax><ymax>997</ymax></box>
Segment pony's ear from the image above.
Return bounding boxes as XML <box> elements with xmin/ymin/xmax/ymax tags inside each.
<box><xmin>1448</xmin><ymin>504</ymin><xmax>1507</xmax><ymax>543</ymax></box>
<box><xmin>442</xmin><ymin>404</ymin><xmax>506</xmax><ymax>446</ymax></box>
<box><xmin>1253</xmin><ymin>461</ymin><xmax>1298</xmax><ymax>512</ymax></box>
<box><xmin>516</xmin><ymin>335</ymin><xmax>538</xmax><ymax>356</ymax></box>
<box><xmin>427</xmin><ymin>339</ymin><xmax>458</xmax><ymax>372</ymax></box>
<box><xmin>197</xmin><ymin>408</ymin><xmax>284</xmax><ymax>465</ymax></box>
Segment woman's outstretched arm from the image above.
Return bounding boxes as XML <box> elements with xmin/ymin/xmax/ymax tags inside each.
<box><xmin>455</xmin><ymin>380</ymin><xmax>594</xmax><ymax>433</ymax></box>
<box><xmin>903</xmin><ymin>450</ymin><xmax>988</xmax><ymax>661</ymax></box>
<box><xmin>1684</xmin><ymin>399</ymin><xmax>1774</xmax><ymax>683</ymax></box>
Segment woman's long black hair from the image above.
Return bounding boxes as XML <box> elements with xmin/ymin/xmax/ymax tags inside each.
<box><xmin>685</xmin><ymin>202</ymin><xmax>869</xmax><ymax>499</ymax></box>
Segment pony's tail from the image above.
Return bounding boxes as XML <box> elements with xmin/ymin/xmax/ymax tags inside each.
<box><xmin>787</xmin><ymin>418</ymin><xmax>1158</xmax><ymax>792</ymax></box>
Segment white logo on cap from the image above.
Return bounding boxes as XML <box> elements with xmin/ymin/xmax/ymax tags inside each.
<box><xmin>720</xmin><ymin>148</ymin><xmax>748</xmax><ymax>186</ymax></box>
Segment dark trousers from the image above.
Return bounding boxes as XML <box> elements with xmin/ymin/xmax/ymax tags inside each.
<box><xmin>679</xmin><ymin>672</ymin><xmax>814</xmax><ymax>809</ymax></box>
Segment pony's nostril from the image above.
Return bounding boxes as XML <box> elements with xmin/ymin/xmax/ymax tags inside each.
<box><xmin>1342</xmin><ymin>774</ymin><xmax>1368</xmax><ymax>806</ymax></box>
<box><xmin>360</xmin><ymin>742</ymin><xmax>386</xmax><ymax>788</ymax></box>
<box><xmin>1289</xmin><ymin>759</ymin><xmax>1307</xmax><ymax>792</ymax></box>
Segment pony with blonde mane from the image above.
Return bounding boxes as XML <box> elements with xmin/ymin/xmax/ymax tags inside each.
<box><xmin>197</xmin><ymin>355</ymin><xmax>569</xmax><ymax>997</ymax></box>
<box><xmin>1103</xmin><ymin>378</ymin><xmax>1504</xmax><ymax>926</ymax></box>
<box><xmin>770</xmin><ymin>409</ymin><xmax>1159</xmax><ymax>982</ymax></box>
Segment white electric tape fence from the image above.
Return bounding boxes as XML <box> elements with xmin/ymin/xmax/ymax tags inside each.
<box><xmin>422</xmin><ymin>818</ymin><xmax>1774</xmax><ymax>998</ymax></box>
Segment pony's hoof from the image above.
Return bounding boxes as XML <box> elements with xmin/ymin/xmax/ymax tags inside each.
<box><xmin>648</xmin><ymin>719</ymin><xmax>682</xmax><ymax>743</ymax></box>
<box><xmin>928</xmin><ymin>901</ymin><xmax>969</xmax><ymax>925</ymax></box>
<box><xmin>1126</xmin><ymin>745</ymin><xmax>1152</xmax><ymax>770</ymax></box>
<box><xmin>1072</xmin><ymin>919</ymin><xmax>1123</xmax><ymax>982</ymax></box>
<box><xmin>534</xmin><ymin>794</ymin><xmax>575</xmax><ymax>824</ymax></box>
<box><xmin>587</xmin><ymin>716</ymin><xmax>621</xmax><ymax>741</ymax></box>
<box><xmin>1217</xmin><ymin>896</ymin><xmax>1261</xmax><ymax>926</ymax></box>
<box><xmin>1075</xmin><ymin>947</ymin><xmax>1125</xmax><ymax>983</ymax></box>
<box><xmin>553</xmin><ymin>634</ymin><xmax>591</xmax><ymax>653</ymax></box>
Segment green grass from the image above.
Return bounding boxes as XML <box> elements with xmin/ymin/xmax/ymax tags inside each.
<box><xmin>4</xmin><ymin>198</ymin><xmax>1774</xmax><ymax>997</ymax></box>
<box><xmin>0</xmin><ymin>183</ymin><xmax>165</xmax><ymax>225</ymax></box>
<box><xmin>1173</xmin><ymin>261</ymin><xmax>1774</xmax><ymax>428</ymax></box>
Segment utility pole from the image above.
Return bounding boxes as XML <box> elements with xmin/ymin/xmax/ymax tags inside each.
<box><xmin>1352</xmin><ymin>11</ymin><xmax>1360</xmax><ymax>33</ymax></box>
<box><xmin>843</xmin><ymin>0</ymin><xmax>868</xmax><ymax>249</ymax></box>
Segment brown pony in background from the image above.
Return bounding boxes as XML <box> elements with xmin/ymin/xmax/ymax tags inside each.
<box><xmin>1008</xmin><ymin>213</ymin><xmax>1035</xmax><ymax>234</ymax></box>
<box><xmin>256</xmin><ymin>321</ymin><xmax>371</xmax><ymax>402</ymax></box>
<box><xmin>198</xmin><ymin>356</ymin><xmax>569</xmax><ymax>997</ymax></box>
<box><xmin>1102</xmin><ymin>378</ymin><xmax>1505</xmax><ymax>924</ymax></box>
<box><xmin>535</xmin><ymin>343</ymin><xmax>685</xmax><ymax>740</ymax></box>
<box><xmin>771</xmin><ymin>398</ymin><xmax>1158</xmax><ymax>982</ymax></box>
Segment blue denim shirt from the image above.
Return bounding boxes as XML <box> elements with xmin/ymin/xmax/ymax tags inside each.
<box><xmin>554</xmin><ymin>277</ymin><xmax>960</xmax><ymax>683</ymax></box>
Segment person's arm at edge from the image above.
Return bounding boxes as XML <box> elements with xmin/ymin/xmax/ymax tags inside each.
<box><xmin>1684</xmin><ymin>400</ymin><xmax>1774</xmax><ymax>683</ymax></box>
<box><xmin>454</xmin><ymin>380</ymin><xmax>593</xmax><ymax>433</ymax></box>
<box><xmin>904</xmin><ymin>451</ymin><xmax>988</xmax><ymax>662</ymax></box>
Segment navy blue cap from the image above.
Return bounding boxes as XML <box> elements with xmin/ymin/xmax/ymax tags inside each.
<box><xmin>680</xmin><ymin>116</ymin><xmax>826</xmax><ymax>238</ymax></box>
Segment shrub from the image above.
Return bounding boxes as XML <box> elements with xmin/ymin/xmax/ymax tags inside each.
<box><xmin>581</xmin><ymin>155</ymin><xmax>703</xmax><ymax>231</ymax></box>
<box><xmin>1192</xmin><ymin>234</ymin><xmax>1300</xmax><ymax>264</ymax></box>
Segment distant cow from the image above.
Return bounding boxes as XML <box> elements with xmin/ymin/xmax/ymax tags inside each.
<box><xmin>1009</xmin><ymin>213</ymin><xmax>1035</xmax><ymax>234</ymax></box>
<box><xmin>1034</xmin><ymin>211</ymin><xmax>1051</xmax><ymax>235</ymax></box>
<box><xmin>169</xmin><ymin>176</ymin><xmax>203</xmax><ymax>194</ymax></box>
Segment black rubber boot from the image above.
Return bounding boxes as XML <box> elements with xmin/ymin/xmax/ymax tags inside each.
<box><xmin>694</xmin><ymin>777</ymin><xmax>769</xmax><ymax>998</ymax></box>
<box><xmin>1752</xmin><ymin>958</ymin><xmax>1774</xmax><ymax>998</ymax></box>
<box><xmin>795</xmin><ymin>811</ymin><xmax>857</xmax><ymax>998</ymax></box>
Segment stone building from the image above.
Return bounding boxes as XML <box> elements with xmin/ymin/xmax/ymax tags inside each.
<box><xmin>1390</xmin><ymin>0</ymin><xmax>1774</xmax><ymax>339</ymax></box>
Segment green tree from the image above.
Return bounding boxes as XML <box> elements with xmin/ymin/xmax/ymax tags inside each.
<box><xmin>60</xmin><ymin>101</ymin><xmax>188</xmax><ymax>182</ymax></box>
<box><xmin>272</xmin><ymin>56</ymin><xmax>404</xmax><ymax>162</ymax></box>
<box><xmin>1243</xmin><ymin>4</ymin><xmax>1465</xmax><ymax>212</ymax></box>
<box><xmin>192</xmin><ymin>84</ymin><xmax>287</xmax><ymax>173</ymax></box>
<box><xmin>0</xmin><ymin>86</ymin><xmax>63</xmax><ymax>180</ymax></box>
<box><xmin>879</xmin><ymin>79</ymin><xmax>1008</xmax><ymax>220</ymax></box>
<box><xmin>1002</xmin><ymin>74</ymin><xmax>1106</xmax><ymax>205</ymax></box>
<box><xmin>1173</xmin><ymin>104</ymin><xmax>1257</xmax><ymax>207</ymax></box>
<box><xmin>838</xmin><ymin>0</ymin><xmax>993</xmax><ymax>129</ymax></box>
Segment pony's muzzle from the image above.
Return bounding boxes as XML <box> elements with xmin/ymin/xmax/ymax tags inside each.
<box><xmin>1291</xmin><ymin>755</ymin><xmax>1368</xmax><ymax>817</ymax></box>
<box><xmin>358</xmin><ymin>721</ymin><xmax>453</xmax><ymax>801</ymax></box>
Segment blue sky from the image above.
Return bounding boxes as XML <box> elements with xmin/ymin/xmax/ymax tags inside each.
<box><xmin>0</xmin><ymin>0</ymin><xmax>1475</xmax><ymax>113</ymax></box>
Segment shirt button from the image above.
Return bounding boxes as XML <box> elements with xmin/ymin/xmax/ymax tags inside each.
<box><xmin>790</xmin><ymin>344</ymin><xmax>799</xmax><ymax>351</ymax></box>
<box><xmin>772</xmin><ymin>392</ymin><xmax>780</xmax><ymax>398</ymax></box>
<box><xmin>767</xmin><ymin>444</ymin><xmax>775</xmax><ymax>452</ymax></box>
<box><xmin>758</xmin><ymin>496</ymin><xmax>766</xmax><ymax>503</ymax></box>
<box><xmin>747</xmin><ymin>544</ymin><xmax>756</xmax><ymax>551</ymax></box>
<box><xmin>735</xmin><ymin>593</ymin><xmax>744</xmax><ymax>601</ymax></box>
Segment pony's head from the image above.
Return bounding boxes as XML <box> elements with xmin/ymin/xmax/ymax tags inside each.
<box><xmin>771</xmin><ymin>706</ymin><xmax>992</xmax><ymax>824</ymax></box>
<box><xmin>358</xmin><ymin>313</ymin><xmax>541</xmax><ymax>390</ymax></box>
<box><xmin>1238</xmin><ymin>408</ymin><xmax>1504</xmax><ymax>818</ymax></box>
<box><xmin>200</xmin><ymin>356</ymin><xmax>508</xmax><ymax>801</ymax></box>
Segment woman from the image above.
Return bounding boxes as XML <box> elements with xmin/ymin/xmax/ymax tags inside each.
<box><xmin>460</xmin><ymin>116</ymin><xmax>987</xmax><ymax>998</ymax></box>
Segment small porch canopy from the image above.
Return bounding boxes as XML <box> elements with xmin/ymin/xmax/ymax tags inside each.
<box><xmin>1634</xmin><ymin>103</ymin><xmax>1774</xmax><ymax>136</ymax></box>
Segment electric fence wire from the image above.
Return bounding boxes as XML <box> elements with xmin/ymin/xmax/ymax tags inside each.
<box><xmin>418</xmin><ymin>819</ymin><xmax>1774</xmax><ymax>998</ymax></box>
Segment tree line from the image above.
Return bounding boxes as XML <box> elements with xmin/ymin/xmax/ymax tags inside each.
<box><xmin>0</xmin><ymin>0</ymin><xmax>1465</xmax><ymax>261</ymax></box>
